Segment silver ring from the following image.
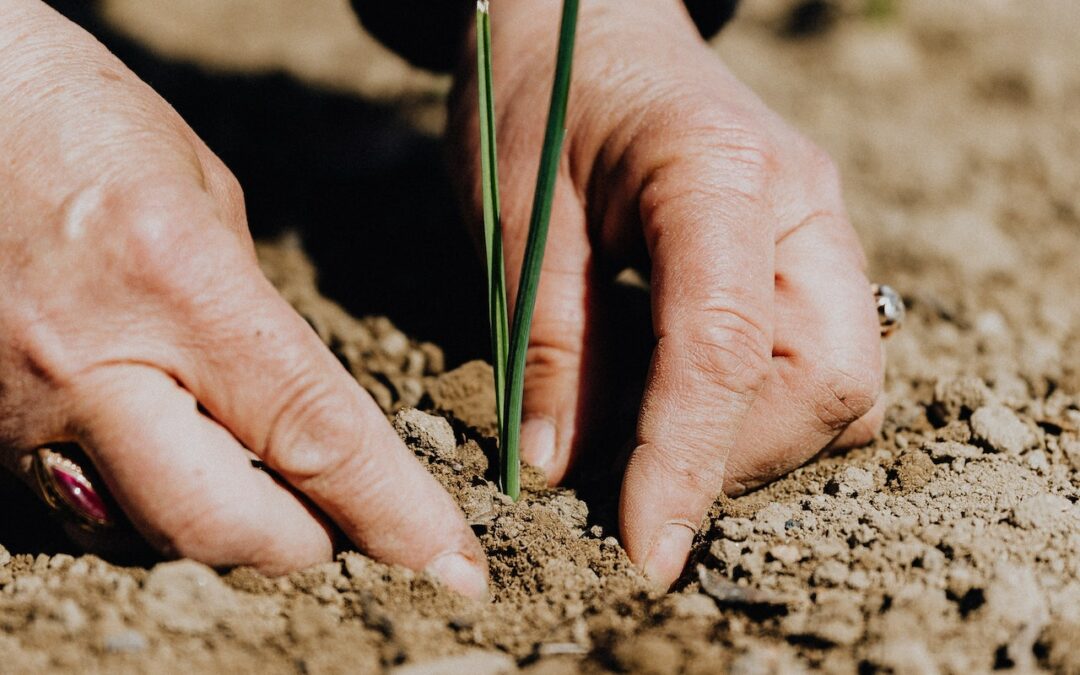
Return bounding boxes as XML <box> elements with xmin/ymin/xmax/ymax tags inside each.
<box><xmin>873</xmin><ymin>283</ymin><xmax>905</xmax><ymax>338</ymax></box>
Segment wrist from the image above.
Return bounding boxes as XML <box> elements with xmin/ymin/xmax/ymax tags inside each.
<box><xmin>353</xmin><ymin>0</ymin><xmax>736</xmax><ymax>74</ymax></box>
<box><xmin>476</xmin><ymin>0</ymin><xmax>722</xmax><ymax>175</ymax></box>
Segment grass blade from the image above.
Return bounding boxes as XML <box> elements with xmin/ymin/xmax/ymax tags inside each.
<box><xmin>476</xmin><ymin>0</ymin><xmax>509</xmax><ymax>466</ymax></box>
<box><xmin>502</xmin><ymin>0</ymin><xmax>581</xmax><ymax>500</ymax></box>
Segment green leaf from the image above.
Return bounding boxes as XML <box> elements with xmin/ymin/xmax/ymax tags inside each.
<box><xmin>476</xmin><ymin>0</ymin><xmax>509</xmax><ymax>472</ymax></box>
<box><xmin>502</xmin><ymin>0</ymin><xmax>581</xmax><ymax>500</ymax></box>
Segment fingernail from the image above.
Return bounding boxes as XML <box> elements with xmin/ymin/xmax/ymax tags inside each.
<box><xmin>521</xmin><ymin>417</ymin><xmax>556</xmax><ymax>475</ymax></box>
<box><xmin>642</xmin><ymin>521</ymin><xmax>696</xmax><ymax>587</ymax></box>
<box><xmin>426</xmin><ymin>552</ymin><xmax>489</xmax><ymax>600</ymax></box>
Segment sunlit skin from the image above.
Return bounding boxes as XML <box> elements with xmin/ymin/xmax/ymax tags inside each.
<box><xmin>0</xmin><ymin>0</ymin><xmax>882</xmax><ymax>595</ymax></box>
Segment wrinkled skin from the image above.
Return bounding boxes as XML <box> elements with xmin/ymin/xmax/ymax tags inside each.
<box><xmin>0</xmin><ymin>0</ymin><xmax>882</xmax><ymax>593</ymax></box>
<box><xmin>0</xmin><ymin>0</ymin><xmax>486</xmax><ymax>597</ymax></box>
<box><xmin>449</xmin><ymin>0</ymin><xmax>883</xmax><ymax>585</ymax></box>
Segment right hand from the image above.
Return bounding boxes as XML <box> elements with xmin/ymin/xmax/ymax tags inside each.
<box><xmin>0</xmin><ymin>0</ymin><xmax>487</xmax><ymax>597</ymax></box>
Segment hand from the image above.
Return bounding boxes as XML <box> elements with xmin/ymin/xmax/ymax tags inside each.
<box><xmin>0</xmin><ymin>0</ymin><xmax>486</xmax><ymax>597</ymax></box>
<box><xmin>450</xmin><ymin>0</ymin><xmax>884</xmax><ymax>587</ymax></box>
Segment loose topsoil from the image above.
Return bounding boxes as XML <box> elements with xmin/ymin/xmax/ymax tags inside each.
<box><xmin>3</xmin><ymin>0</ymin><xmax>1080</xmax><ymax>673</ymax></box>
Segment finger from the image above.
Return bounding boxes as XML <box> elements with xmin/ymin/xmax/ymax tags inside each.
<box><xmin>511</xmin><ymin>183</ymin><xmax>608</xmax><ymax>483</ymax></box>
<box><xmin>69</xmin><ymin>364</ymin><xmax>333</xmax><ymax>574</ymax></box>
<box><xmin>171</xmin><ymin>255</ymin><xmax>488</xmax><ymax>597</ymax></box>
<box><xmin>722</xmin><ymin>213</ymin><xmax>883</xmax><ymax>495</ymax></box>
<box><xmin>828</xmin><ymin>395</ymin><xmax>886</xmax><ymax>450</ymax></box>
<box><xmin>620</xmin><ymin>147</ymin><xmax>777</xmax><ymax>588</ymax></box>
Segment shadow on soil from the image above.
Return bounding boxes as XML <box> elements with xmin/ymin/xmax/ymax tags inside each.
<box><xmin>45</xmin><ymin>0</ymin><xmax>489</xmax><ymax>368</ymax></box>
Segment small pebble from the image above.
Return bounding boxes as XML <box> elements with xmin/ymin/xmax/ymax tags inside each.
<box><xmin>51</xmin><ymin>598</ymin><xmax>87</xmax><ymax>633</ymax></box>
<box><xmin>141</xmin><ymin>560</ymin><xmax>236</xmax><ymax>634</ymax></box>
<box><xmin>768</xmin><ymin>545</ymin><xmax>801</xmax><ymax>566</ymax></box>
<box><xmin>1011</xmin><ymin>493</ymin><xmax>1073</xmax><ymax>530</ymax></box>
<box><xmin>924</xmin><ymin>441</ymin><xmax>982</xmax><ymax>461</ymax></box>
<box><xmin>931</xmin><ymin>376</ymin><xmax>994</xmax><ymax>423</ymax></box>
<box><xmin>668</xmin><ymin>592</ymin><xmax>721</xmax><ymax>619</ymax></box>
<box><xmin>390</xmin><ymin>652</ymin><xmax>515</xmax><ymax>675</ymax></box>
<box><xmin>754</xmin><ymin>504</ymin><xmax>795</xmax><ymax>536</ymax></box>
<box><xmin>418</xmin><ymin>342</ymin><xmax>445</xmax><ymax>375</ymax></box>
<box><xmin>48</xmin><ymin>554</ymin><xmax>75</xmax><ymax>571</ymax></box>
<box><xmin>13</xmin><ymin>575</ymin><xmax>44</xmax><ymax>596</ymax></box>
<box><xmin>103</xmin><ymin>629</ymin><xmax>149</xmax><ymax>654</ymax></box>
<box><xmin>1027</xmin><ymin>449</ymin><xmax>1049</xmax><ymax>473</ymax></box>
<box><xmin>376</xmin><ymin>330</ymin><xmax>411</xmax><ymax>361</ymax></box>
<box><xmin>393</xmin><ymin>408</ymin><xmax>457</xmax><ymax>459</ymax></box>
<box><xmin>843</xmin><ymin>467</ymin><xmax>875</xmax><ymax>493</ymax></box>
<box><xmin>970</xmin><ymin>405</ymin><xmax>1036</xmax><ymax>455</ymax></box>
<box><xmin>847</xmin><ymin>569</ymin><xmax>871</xmax><ymax>590</ymax></box>
<box><xmin>811</xmin><ymin>560</ymin><xmax>850</xmax><ymax>587</ymax></box>
<box><xmin>404</xmin><ymin>350</ymin><xmax>426</xmax><ymax>377</ymax></box>
<box><xmin>718</xmin><ymin>518</ymin><xmax>752</xmax><ymax>542</ymax></box>
<box><xmin>66</xmin><ymin>559</ymin><xmax>90</xmax><ymax>577</ymax></box>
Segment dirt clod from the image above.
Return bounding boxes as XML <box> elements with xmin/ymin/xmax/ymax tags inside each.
<box><xmin>394</xmin><ymin>408</ymin><xmax>457</xmax><ymax>459</ymax></box>
<box><xmin>970</xmin><ymin>405</ymin><xmax>1037</xmax><ymax>455</ymax></box>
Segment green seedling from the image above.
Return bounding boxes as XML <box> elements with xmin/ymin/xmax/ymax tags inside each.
<box><xmin>864</xmin><ymin>0</ymin><xmax>897</xmax><ymax>21</ymax></box>
<box><xmin>475</xmin><ymin>0</ymin><xmax>580</xmax><ymax>499</ymax></box>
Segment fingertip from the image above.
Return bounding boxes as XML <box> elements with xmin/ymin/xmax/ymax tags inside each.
<box><xmin>829</xmin><ymin>396</ymin><xmax>886</xmax><ymax>450</ymax></box>
<box><xmin>621</xmin><ymin>443</ymin><xmax>715</xmax><ymax>588</ymax></box>
<box><xmin>521</xmin><ymin>416</ymin><xmax>558</xmax><ymax>481</ymax></box>
<box><xmin>640</xmin><ymin>520</ymin><xmax>696</xmax><ymax>589</ymax></box>
<box><xmin>425</xmin><ymin>551</ymin><xmax>490</xmax><ymax>600</ymax></box>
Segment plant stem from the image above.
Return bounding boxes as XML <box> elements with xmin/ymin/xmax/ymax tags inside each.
<box><xmin>476</xmin><ymin>0</ymin><xmax>509</xmax><ymax>471</ymax></box>
<box><xmin>502</xmin><ymin>0</ymin><xmax>581</xmax><ymax>500</ymax></box>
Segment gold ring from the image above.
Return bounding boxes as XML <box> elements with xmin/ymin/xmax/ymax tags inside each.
<box><xmin>32</xmin><ymin>446</ymin><xmax>116</xmax><ymax>532</ymax></box>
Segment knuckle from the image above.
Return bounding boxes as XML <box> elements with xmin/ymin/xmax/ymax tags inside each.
<box><xmin>2</xmin><ymin>310</ymin><xmax>71</xmax><ymax>385</ymax></box>
<box><xmin>102</xmin><ymin>184</ymin><xmax>253</xmax><ymax>316</ymax></box>
<box><xmin>639</xmin><ymin>443</ymin><xmax>724</xmax><ymax>499</ymax></box>
<box><xmin>202</xmin><ymin>158</ymin><xmax>247</xmax><ymax>227</ymax></box>
<box><xmin>525</xmin><ymin>334</ymin><xmax>581</xmax><ymax>382</ymax></box>
<box><xmin>108</xmin><ymin>194</ymin><xmax>204</xmax><ymax>287</ymax></box>
<box><xmin>261</xmin><ymin>373</ymin><xmax>370</xmax><ymax>484</ymax></box>
<box><xmin>801</xmin><ymin>139</ymin><xmax>844</xmax><ymax>199</ymax></box>
<box><xmin>677</xmin><ymin>311</ymin><xmax>771</xmax><ymax>398</ymax></box>
<box><xmin>100</xmin><ymin>183</ymin><xmax>228</xmax><ymax>281</ymax></box>
<box><xmin>206</xmin><ymin>158</ymin><xmax>244</xmax><ymax>203</ymax></box>
<box><xmin>807</xmin><ymin>357</ymin><xmax>882</xmax><ymax>431</ymax></box>
<box><xmin>711</xmin><ymin>124</ymin><xmax>780</xmax><ymax>189</ymax></box>
<box><xmin>637</xmin><ymin>103</ymin><xmax>779</xmax><ymax>188</ymax></box>
<box><xmin>684</xmin><ymin>118</ymin><xmax>777</xmax><ymax>195</ymax></box>
<box><xmin>524</xmin><ymin>341</ymin><xmax>578</xmax><ymax>384</ymax></box>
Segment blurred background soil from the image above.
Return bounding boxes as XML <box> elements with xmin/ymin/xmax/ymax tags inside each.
<box><xmin>2</xmin><ymin>0</ymin><xmax>1079</xmax><ymax>672</ymax></box>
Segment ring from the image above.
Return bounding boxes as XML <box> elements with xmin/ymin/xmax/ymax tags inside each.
<box><xmin>31</xmin><ymin>445</ymin><xmax>270</xmax><ymax>534</ymax></box>
<box><xmin>32</xmin><ymin>445</ymin><xmax>117</xmax><ymax>532</ymax></box>
<box><xmin>873</xmin><ymin>283</ymin><xmax>905</xmax><ymax>337</ymax></box>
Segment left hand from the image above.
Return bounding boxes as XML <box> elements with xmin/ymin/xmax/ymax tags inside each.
<box><xmin>449</xmin><ymin>0</ymin><xmax>884</xmax><ymax>587</ymax></box>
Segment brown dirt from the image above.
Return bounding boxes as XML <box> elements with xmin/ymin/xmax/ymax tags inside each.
<box><xmin>4</xmin><ymin>0</ymin><xmax>1080</xmax><ymax>672</ymax></box>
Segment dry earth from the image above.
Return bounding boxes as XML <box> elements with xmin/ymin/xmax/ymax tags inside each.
<box><xmin>2</xmin><ymin>0</ymin><xmax>1080</xmax><ymax>673</ymax></box>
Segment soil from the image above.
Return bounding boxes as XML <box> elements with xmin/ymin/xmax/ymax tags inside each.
<box><xmin>3</xmin><ymin>0</ymin><xmax>1080</xmax><ymax>673</ymax></box>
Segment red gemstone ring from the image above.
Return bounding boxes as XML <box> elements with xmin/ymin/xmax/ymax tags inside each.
<box><xmin>32</xmin><ymin>446</ymin><xmax>117</xmax><ymax>531</ymax></box>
